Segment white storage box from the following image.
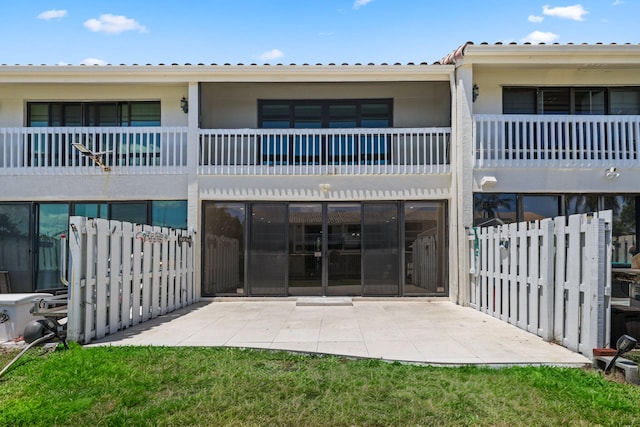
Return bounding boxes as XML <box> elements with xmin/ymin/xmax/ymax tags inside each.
<box><xmin>0</xmin><ymin>293</ymin><xmax>52</xmax><ymax>342</ymax></box>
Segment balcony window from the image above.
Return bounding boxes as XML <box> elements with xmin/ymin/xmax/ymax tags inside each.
<box><xmin>26</xmin><ymin>101</ymin><xmax>161</xmax><ymax>166</ymax></box>
<box><xmin>27</xmin><ymin>101</ymin><xmax>160</xmax><ymax>127</ymax></box>
<box><xmin>503</xmin><ymin>87</ymin><xmax>640</xmax><ymax>115</ymax></box>
<box><xmin>258</xmin><ymin>99</ymin><xmax>393</xmax><ymax>165</ymax></box>
<box><xmin>610</xmin><ymin>88</ymin><xmax>640</xmax><ymax>115</ymax></box>
<box><xmin>575</xmin><ymin>89</ymin><xmax>607</xmax><ymax>115</ymax></box>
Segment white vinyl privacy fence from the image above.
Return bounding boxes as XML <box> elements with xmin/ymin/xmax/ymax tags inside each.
<box><xmin>469</xmin><ymin>211</ymin><xmax>612</xmax><ymax>359</ymax></box>
<box><xmin>67</xmin><ymin>217</ymin><xmax>196</xmax><ymax>344</ymax></box>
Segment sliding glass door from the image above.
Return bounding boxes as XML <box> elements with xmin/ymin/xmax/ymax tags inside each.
<box><xmin>201</xmin><ymin>201</ymin><xmax>448</xmax><ymax>297</ymax></box>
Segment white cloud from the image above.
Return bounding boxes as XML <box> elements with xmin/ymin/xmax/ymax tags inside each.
<box><xmin>81</xmin><ymin>58</ymin><xmax>108</xmax><ymax>66</ymax></box>
<box><xmin>542</xmin><ymin>4</ymin><xmax>588</xmax><ymax>21</ymax></box>
<box><xmin>612</xmin><ymin>0</ymin><xmax>623</xmax><ymax>5</ymax></box>
<box><xmin>37</xmin><ymin>10</ymin><xmax>67</xmax><ymax>20</ymax></box>
<box><xmin>84</xmin><ymin>14</ymin><xmax>147</xmax><ymax>34</ymax></box>
<box><xmin>258</xmin><ymin>49</ymin><xmax>284</xmax><ymax>61</ymax></box>
<box><xmin>528</xmin><ymin>15</ymin><xmax>544</xmax><ymax>23</ymax></box>
<box><xmin>521</xmin><ymin>31</ymin><xmax>559</xmax><ymax>43</ymax></box>
<box><xmin>353</xmin><ymin>0</ymin><xmax>373</xmax><ymax>9</ymax></box>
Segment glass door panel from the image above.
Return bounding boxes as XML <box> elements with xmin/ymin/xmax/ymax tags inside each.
<box><xmin>0</xmin><ymin>204</ymin><xmax>32</xmax><ymax>293</ymax></box>
<box><xmin>248</xmin><ymin>204</ymin><xmax>287</xmax><ymax>296</ymax></box>
<box><xmin>203</xmin><ymin>203</ymin><xmax>246</xmax><ymax>296</ymax></box>
<box><xmin>404</xmin><ymin>202</ymin><xmax>448</xmax><ymax>295</ymax></box>
<box><xmin>362</xmin><ymin>203</ymin><xmax>399</xmax><ymax>296</ymax></box>
<box><xmin>327</xmin><ymin>204</ymin><xmax>361</xmax><ymax>295</ymax></box>
<box><xmin>36</xmin><ymin>203</ymin><xmax>69</xmax><ymax>291</ymax></box>
<box><xmin>288</xmin><ymin>204</ymin><xmax>323</xmax><ymax>296</ymax></box>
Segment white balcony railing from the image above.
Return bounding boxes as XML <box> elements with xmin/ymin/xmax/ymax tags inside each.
<box><xmin>474</xmin><ymin>114</ymin><xmax>640</xmax><ymax>168</ymax></box>
<box><xmin>0</xmin><ymin>127</ymin><xmax>188</xmax><ymax>175</ymax></box>
<box><xmin>198</xmin><ymin>128</ymin><xmax>451</xmax><ymax>175</ymax></box>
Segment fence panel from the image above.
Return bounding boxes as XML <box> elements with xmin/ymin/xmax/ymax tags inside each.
<box><xmin>67</xmin><ymin>216</ymin><xmax>195</xmax><ymax>344</ymax></box>
<box><xmin>469</xmin><ymin>211</ymin><xmax>612</xmax><ymax>359</ymax></box>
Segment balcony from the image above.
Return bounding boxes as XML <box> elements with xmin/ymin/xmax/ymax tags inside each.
<box><xmin>474</xmin><ymin>115</ymin><xmax>640</xmax><ymax>168</ymax></box>
<box><xmin>0</xmin><ymin>127</ymin><xmax>188</xmax><ymax>175</ymax></box>
<box><xmin>198</xmin><ymin>127</ymin><xmax>451</xmax><ymax>176</ymax></box>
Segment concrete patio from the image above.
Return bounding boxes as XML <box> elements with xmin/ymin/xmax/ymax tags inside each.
<box><xmin>88</xmin><ymin>298</ymin><xmax>591</xmax><ymax>367</ymax></box>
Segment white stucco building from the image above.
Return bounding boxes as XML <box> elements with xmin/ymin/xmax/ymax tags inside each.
<box><xmin>1</xmin><ymin>42</ymin><xmax>639</xmax><ymax>303</ymax></box>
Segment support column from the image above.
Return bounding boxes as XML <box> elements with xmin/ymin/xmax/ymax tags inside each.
<box><xmin>186</xmin><ymin>82</ymin><xmax>201</xmax><ymax>300</ymax></box>
<box><xmin>455</xmin><ymin>64</ymin><xmax>475</xmax><ymax>306</ymax></box>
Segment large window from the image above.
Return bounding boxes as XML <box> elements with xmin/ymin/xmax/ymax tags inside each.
<box><xmin>503</xmin><ymin>87</ymin><xmax>640</xmax><ymax>115</ymax></box>
<box><xmin>258</xmin><ymin>99</ymin><xmax>393</xmax><ymax>165</ymax></box>
<box><xmin>27</xmin><ymin>101</ymin><xmax>160</xmax><ymax>127</ymax></box>
<box><xmin>259</xmin><ymin>99</ymin><xmax>392</xmax><ymax>129</ymax></box>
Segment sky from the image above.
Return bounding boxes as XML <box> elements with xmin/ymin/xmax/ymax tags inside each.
<box><xmin>0</xmin><ymin>1</ymin><xmax>638</xmax><ymax>66</ymax></box>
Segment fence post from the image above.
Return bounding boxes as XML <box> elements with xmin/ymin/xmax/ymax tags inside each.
<box><xmin>581</xmin><ymin>213</ymin><xmax>612</xmax><ymax>358</ymax></box>
<box><xmin>94</xmin><ymin>219</ymin><xmax>110</xmax><ymax>340</ymax></box>
<box><xmin>121</xmin><ymin>222</ymin><xmax>133</xmax><ymax>329</ymax></box>
<box><xmin>67</xmin><ymin>216</ymin><xmax>85</xmax><ymax>343</ymax></box>
<box><xmin>553</xmin><ymin>215</ymin><xmax>567</xmax><ymax>342</ymax></box>
<box><xmin>109</xmin><ymin>220</ymin><xmax>122</xmax><ymax>335</ymax></box>
<box><xmin>539</xmin><ymin>219</ymin><xmax>555</xmax><ymax>341</ymax></box>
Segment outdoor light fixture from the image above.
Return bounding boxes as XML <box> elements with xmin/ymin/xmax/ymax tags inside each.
<box><xmin>605</xmin><ymin>334</ymin><xmax>637</xmax><ymax>373</ymax></box>
<box><xmin>180</xmin><ymin>97</ymin><xmax>189</xmax><ymax>114</ymax></box>
<box><xmin>319</xmin><ymin>183</ymin><xmax>331</xmax><ymax>193</ymax></box>
<box><xmin>605</xmin><ymin>166</ymin><xmax>619</xmax><ymax>179</ymax></box>
<box><xmin>480</xmin><ymin>176</ymin><xmax>497</xmax><ymax>189</ymax></box>
<box><xmin>472</xmin><ymin>84</ymin><xmax>479</xmax><ymax>102</ymax></box>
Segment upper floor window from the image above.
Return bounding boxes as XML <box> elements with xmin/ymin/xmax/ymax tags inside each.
<box><xmin>27</xmin><ymin>101</ymin><xmax>160</xmax><ymax>127</ymax></box>
<box><xmin>258</xmin><ymin>99</ymin><xmax>393</xmax><ymax>129</ymax></box>
<box><xmin>503</xmin><ymin>87</ymin><xmax>640</xmax><ymax>115</ymax></box>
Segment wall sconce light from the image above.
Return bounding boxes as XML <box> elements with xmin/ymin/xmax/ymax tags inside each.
<box><xmin>472</xmin><ymin>84</ymin><xmax>479</xmax><ymax>102</ymax></box>
<box><xmin>479</xmin><ymin>176</ymin><xmax>497</xmax><ymax>189</ymax></box>
<box><xmin>319</xmin><ymin>183</ymin><xmax>331</xmax><ymax>193</ymax></box>
<box><xmin>605</xmin><ymin>166</ymin><xmax>620</xmax><ymax>179</ymax></box>
<box><xmin>180</xmin><ymin>97</ymin><xmax>189</xmax><ymax>114</ymax></box>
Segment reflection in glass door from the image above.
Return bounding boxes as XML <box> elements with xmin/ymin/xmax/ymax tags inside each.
<box><xmin>327</xmin><ymin>204</ymin><xmax>362</xmax><ymax>296</ymax></box>
<box><xmin>37</xmin><ymin>203</ymin><xmax>69</xmax><ymax>290</ymax></box>
<box><xmin>363</xmin><ymin>203</ymin><xmax>399</xmax><ymax>296</ymax></box>
<box><xmin>248</xmin><ymin>204</ymin><xmax>287</xmax><ymax>296</ymax></box>
<box><xmin>288</xmin><ymin>204</ymin><xmax>323</xmax><ymax>296</ymax></box>
<box><xmin>0</xmin><ymin>204</ymin><xmax>32</xmax><ymax>293</ymax></box>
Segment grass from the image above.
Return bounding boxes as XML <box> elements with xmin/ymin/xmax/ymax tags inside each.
<box><xmin>1</xmin><ymin>344</ymin><xmax>640</xmax><ymax>426</ymax></box>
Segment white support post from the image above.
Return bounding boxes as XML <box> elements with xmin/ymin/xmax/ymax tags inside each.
<box><xmin>553</xmin><ymin>215</ymin><xmax>567</xmax><ymax>342</ymax></box>
<box><xmin>564</xmin><ymin>214</ymin><xmax>582</xmax><ymax>352</ymax></box>
<box><xmin>94</xmin><ymin>219</ymin><xmax>109</xmax><ymax>340</ymax></box>
<box><xmin>108</xmin><ymin>220</ymin><xmax>122</xmax><ymax>335</ymax></box>
<box><xmin>582</xmin><ymin>216</ymin><xmax>607</xmax><ymax>359</ymax></box>
<box><xmin>528</xmin><ymin>222</ymin><xmax>541</xmax><ymax>335</ymax></box>
<box><xmin>160</xmin><ymin>227</ymin><xmax>170</xmax><ymax>316</ymax></box>
<box><xmin>516</xmin><ymin>221</ymin><xmax>528</xmax><ymax>330</ymax></box>
<box><xmin>539</xmin><ymin>219</ymin><xmax>555</xmax><ymax>341</ymax></box>
<box><xmin>186</xmin><ymin>82</ymin><xmax>201</xmax><ymax>302</ymax></box>
<box><xmin>121</xmin><ymin>222</ymin><xmax>133</xmax><ymax>329</ymax></box>
<box><xmin>67</xmin><ymin>216</ymin><xmax>85</xmax><ymax>343</ymax></box>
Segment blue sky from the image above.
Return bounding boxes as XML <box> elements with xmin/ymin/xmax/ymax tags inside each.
<box><xmin>0</xmin><ymin>1</ymin><xmax>637</xmax><ymax>66</ymax></box>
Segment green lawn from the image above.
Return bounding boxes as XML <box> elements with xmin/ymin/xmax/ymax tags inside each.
<box><xmin>1</xmin><ymin>344</ymin><xmax>639</xmax><ymax>426</ymax></box>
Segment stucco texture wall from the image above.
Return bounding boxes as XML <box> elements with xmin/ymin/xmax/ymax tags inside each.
<box><xmin>471</xmin><ymin>67</ymin><xmax>640</xmax><ymax>115</ymax></box>
<box><xmin>200</xmin><ymin>82</ymin><xmax>451</xmax><ymax>129</ymax></box>
<box><xmin>0</xmin><ymin>84</ymin><xmax>188</xmax><ymax>127</ymax></box>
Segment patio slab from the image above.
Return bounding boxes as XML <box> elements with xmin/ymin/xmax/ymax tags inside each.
<box><xmin>87</xmin><ymin>299</ymin><xmax>591</xmax><ymax>367</ymax></box>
